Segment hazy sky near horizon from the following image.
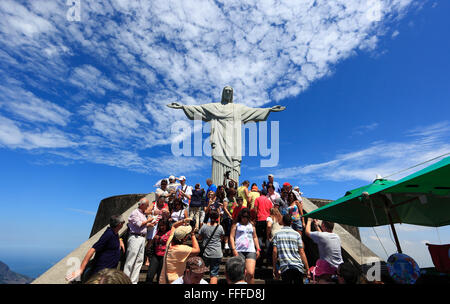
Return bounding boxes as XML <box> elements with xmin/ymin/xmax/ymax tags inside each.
<box><xmin>0</xmin><ymin>0</ymin><xmax>449</xmax><ymax>278</ymax></box>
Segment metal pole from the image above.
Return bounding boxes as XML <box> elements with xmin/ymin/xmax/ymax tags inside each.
<box><xmin>382</xmin><ymin>195</ymin><xmax>403</xmax><ymax>254</ymax></box>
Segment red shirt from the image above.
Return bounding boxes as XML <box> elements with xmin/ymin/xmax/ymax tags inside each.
<box><xmin>254</xmin><ymin>195</ymin><xmax>273</xmax><ymax>222</ymax></box>
<box><xmin>232</xmin><ymin>205</ymin><xmax>244</xmax><ymax>221</ymax></box>
<box><xmin>154</xmin><ymin>230</ymin><xmax>171</xmax><ymax>256</ymax></box>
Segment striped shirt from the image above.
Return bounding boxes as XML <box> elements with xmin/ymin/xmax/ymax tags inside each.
<box><xmin>272</xmin><ymin>226</ymin><xmax>305</xmax><ymax>274</ymax></box>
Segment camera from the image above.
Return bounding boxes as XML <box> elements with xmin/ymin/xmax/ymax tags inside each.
<box><xmin>189</xmin><ymin>218</ymin><xmax>196</xmax><ymax>229</ymax></box>
<box><xmin>224</xmin><ymin>171</ymin><xmax>231</xmax><ymax>178</ymax></box>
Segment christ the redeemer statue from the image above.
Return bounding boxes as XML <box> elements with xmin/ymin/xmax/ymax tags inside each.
<box><xmin>167</xmin><ymin>86</ymin><xmax>285</xmax><ymax>185</ymax></box>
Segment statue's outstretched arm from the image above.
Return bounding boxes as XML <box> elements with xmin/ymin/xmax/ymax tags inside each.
<box><xmin>166</xmin><ymin>102</ymin><xmax>183</xmax><ymax>109</ymax></box>
<box><xmin>270</xmin><ymin>105</ymin><xmax>286</xmax><ymax>112</ymax></box>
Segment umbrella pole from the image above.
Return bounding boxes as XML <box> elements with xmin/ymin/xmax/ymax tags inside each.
<box><xmin>387</xmin><ymin>210</ymin><xmax>403</xmax><ymax>254</ymax></box>
<box><xmin>382</xmin><ymin>195</ymin><xmax>403</xmax><ymax>254</ymax></box>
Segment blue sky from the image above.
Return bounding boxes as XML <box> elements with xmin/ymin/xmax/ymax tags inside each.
<box><xmin>0</xmin><ymin>0</ymin><xmax>449</xmax><ymax>278</ymax></box>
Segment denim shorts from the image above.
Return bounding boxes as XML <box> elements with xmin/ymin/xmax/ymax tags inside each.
<box><xmin>238</xmin><ymin>251</ymin><xmax>257</xmax><ymax>260</ymax></box>
<box><xmin>203</xmin><ymin>257</ymin><xmax>222</xmax><ymax>277</ymax></box>
<box><xmin>292</xmin><ymin>220</ymin><xmax>303</xmax><ymax>232</ymax></box>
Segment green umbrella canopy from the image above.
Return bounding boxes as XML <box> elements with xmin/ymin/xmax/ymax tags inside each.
<box><xmin>304</xmin><ymin>156</ymin><xmax>450</xmax><ymax>227</ymax></box>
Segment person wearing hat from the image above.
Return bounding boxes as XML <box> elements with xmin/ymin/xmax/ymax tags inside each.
<box><xmin>176</xmin><ymin>176</ymin><xmax>192</xmax><ymax>207</ymax></box>
<box><xmin>171</xmin><ymin>256</ymin><xmax>209</xmax><ymax>284</ymax></box>
<box><xmin>168</xmin><ymin>175</ymin><xmax>180</xmax><ymax>191</ymax></box>
<box><xmin>159</xmin><ymin>219</ymin><xmax>200</xmax><ymax>284</ymax></box>
<box><xmin>66</xmin><ymin>215</ymin><xmax>125</xmax><ymax>282</ymax></box>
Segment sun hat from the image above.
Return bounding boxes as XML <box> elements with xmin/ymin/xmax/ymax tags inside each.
<box><xmin>173</xmin><ymin>225</ymin><xmax>192</xmax><ymax>241</ymax></box>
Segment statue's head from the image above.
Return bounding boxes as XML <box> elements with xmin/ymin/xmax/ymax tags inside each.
<box><xmin>221</xmin><ymin>86</ymin><xmax>233</xmax><ymax>104</ymax></box>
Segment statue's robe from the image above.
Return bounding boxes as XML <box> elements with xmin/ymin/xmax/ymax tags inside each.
<box><xmin>181</xmin><ymin>102</ymin><xmax>272</xmax><ymax>185</ymax></box>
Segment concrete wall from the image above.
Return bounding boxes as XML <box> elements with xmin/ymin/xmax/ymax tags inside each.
<box><xmin>90</xmin><ymin>194</ymin><xmax>148</xmax><ymax>237</ymax></box>
<box><xmin>33</xmin><ymin>193</ymin><xmax>154</xmax><ymax>284</ymax></box>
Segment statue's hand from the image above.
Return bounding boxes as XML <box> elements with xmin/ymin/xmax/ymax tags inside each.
<box><xmin>167</xmin><ymin>102</ymin><xmax>183</xmax><ymax>109</ymax></box>
<box><xmin>270</xmin><ymin>105</ymin><xmax>286</xmax><ymax>112</ymax></box>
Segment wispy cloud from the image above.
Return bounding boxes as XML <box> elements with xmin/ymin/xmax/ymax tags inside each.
<box><xmin>272</xmin><ymin>120</ymin><xmax>450</xmax><ymax>183</ymax></box>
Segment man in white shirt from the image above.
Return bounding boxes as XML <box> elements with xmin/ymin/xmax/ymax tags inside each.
<box><xmin>176</xmin><ymin>176</ymin><xmax>192</xmax><ymax>207</ymax></box>
<box><xmin>305</xmin><ymin>218</ymin><xmax>343</xmax><ymax>270</ymax></box>
<box><xmin>171</xmin><ymin>256</ymin><xmax>209</xmax><ymax>284</ymax></box>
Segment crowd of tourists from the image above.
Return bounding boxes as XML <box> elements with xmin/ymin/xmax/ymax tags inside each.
<box><xmin>67</xmin><ymin>173</ymin><xmax>363</xmax><ymax>285</ymax></box>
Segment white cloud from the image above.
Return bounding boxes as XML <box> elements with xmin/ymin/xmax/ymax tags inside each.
<box><xmin>272</xmin><ymin>120</ymin><xmax>450</xmax><ymax>183</ymax></box>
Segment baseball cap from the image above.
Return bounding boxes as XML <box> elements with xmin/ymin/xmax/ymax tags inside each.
<box><xmin>283</xmin><ymin>182</ymin><xmax>291</xmax><ymax>187</ymax></box>
<box><xmin>185</xmin><ymin>257</ymin><xmax>209</xmax><ymax>274</ymax></box>
<box><xmin>169</xmin><ymin>175</ymin><xmax>175</xmax><ymax>180</ymax></box>
<box><xmin>179</xmin><ymin>176</ymin><xmax>186</xmax><ymax>181</ymax></box>
<box><xmin>268</xmin><ymin>174</ymin><xmax>274</xmax><ymax>178</ymax></box>
<box><xmin>173</xmin><ymin>225</ymin><xmax>192</xmax><ymax>241</ymax></box>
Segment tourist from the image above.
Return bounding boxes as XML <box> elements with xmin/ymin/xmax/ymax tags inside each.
<box><xmin>85</xmin><ymin>268</ymin><xmax>131</xmax><ymax>284</ymax></box>
<box><xmin>267</xmin><ymin>174</ymin><xmax>281</xmax><ymax>194</ymax></box>
<box><xmin>159</xmin><ymin>219</ymin><xmax>200</xmax><ymax>284</ymax></box>
<box><xmin>266</xmin><ymin>183</ymin><xmax>281</xmax><ymax>205</ymax></box>
<box><xmin>232</xmin><ymin>197</ymin><xmax>244</xmax><ymax>223</ymax></box>
<box><xmin>254</xmin><ymin>191</ymin><xmax>273</xmax><ymax>266</ymax></box>
<box><xmin>176</xmin><ymin>176</ymin><xmax>192</xmax><ymax>208</ymax></box>
<box><xmin>145</xmin><ymin>218</ymin><xmax>171</xmax><ymax>284</ymax></box>
<box><xmin>293</xmin><ymin>185</ymin><xmax>303</xmax><ymax>202</ymax></box>
<box><xmin>170</xmin><ymin>198</ymin><xmax>189</xmax><ymax>224</ymax></box>
<box><xmin>237</xmin><ymin>180</ymin><xmax>250</xmax><ymax>208</ymax></box>
<box><xmin>272</xmin><ymin>214</ymin><xmax>310</xmax><ymax>284</ymax></box>
<box><xmin>206</xmin><ymin>178</ymin><xmax>217</xmax><ymax>200</ymax></box>
<box><xmin>145</xmin><ymin>196</ymin><xmax>169</xmax><ymax>266</ymax></box>
<box><xmin>205</xmin><ymin>190</ymin><xmax>222</xmax><ymax>224</ymax></box>
<box><xmin>124</xmin><ymin>198</ymin><xmax>156</xmax><ymax>284</ymax></box>
<box><xmin>203</xmin><ymin>179</ymin><xmax>217</xmax><ymax>225</ymax></box>
<box><xmin>189</xmin><ymin>184</ymin><xmax>205</xmax><ymax>231</ymax></box>
<box><xmin>276</xmin><ymin>190</ymin><xmax>289</xmax><ymax>216</ymax></box>
<box><xmin>220</xmin><ymin>187</ymin><xmax>234</xmax><ymax>256</ymax></box>
<box><xmin>310</xmin><ymin>259</ymin><xmax>338</xmax><ymax>284</ymax></box>
<box><xmin>266</xmin><ymin>208</ymin><xmax>283</xmax><ymax>267</ymax></box>
<box><xmin>287</xmin><ymin>192</ymin><xmax>305</xmax><ymax>236</ymax></box>
<box><xmin>65</xmin><ymin>215</ymin><xmax>125</xmax><ymax>282</ymax></box>
<box><xmin>229</xmin><ymin>208</ymin><xmax>261</xmax><ymax>284</ymax></box>
<box><xmin>198</xmin><ymin>210</ymin><xmax>224</xmax><ymax>284</ymax></box>
<box><xmin>305</xmin><ymin>218</ymin><xmax>344</xmax><ymax>272</ymax></box>
<box><xmin>248</xmin><ymin>183</ymin><xmax>260</xmax><ymax>224</ymax></box>
<box><xmin>337</xmin><ymin>262</ymin><xmax>359</xmax><ymax>284</ymax></box>
<box><xmin>225</xmin><ymin>256</ymin><xmax>247</xmax><ymax>284</ymax></box>
<box><xmin>156</xmin><ymin>179</ymin><xmax>169</xmax><ymax>201</ymax></box>
<box><xmin>167</xmin><ymin>175</ymin><xmax>180</xmax><ymax>192</ymax></box>
<box><xmin>171</xmin><ymin>256</ymin><xmax>209</xmax><ymax>284</ymax></box>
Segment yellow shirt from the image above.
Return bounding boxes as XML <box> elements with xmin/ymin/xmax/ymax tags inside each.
<box><xmin>248</xmin><ymin>191</ymin><xmax>261</xmax><ymax>209</ymax></box>
<box><xmin>159</xmin><ymin>244</ymin><xmax>192</xmax><ymax>284</ymax></box>
<box><xmin>237</xmin><ymin>186</ymin><xmax>249</xmax><ymax>207</ymax></box>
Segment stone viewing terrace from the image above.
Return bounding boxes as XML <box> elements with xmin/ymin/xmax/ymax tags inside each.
<box><xmin>32</xmin><ymin>193</ymin><xmax>382</xmax><ymax>284</ymax></box>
